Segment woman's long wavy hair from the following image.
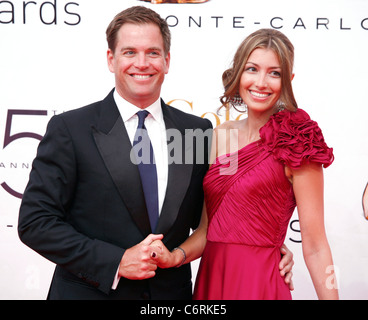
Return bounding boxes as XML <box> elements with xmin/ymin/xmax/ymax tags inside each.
<box><xmin>220</xmin><ymin>28</ymin><xmax>298</xmax><ymax>112</ymax></box>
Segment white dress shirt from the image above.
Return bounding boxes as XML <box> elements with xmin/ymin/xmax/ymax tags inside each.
<box><xmin>111</xmin><ymin>90</ymin><xmax>169</xmax><ymax>290</ymax></box>
<box><xmin>113</xmin><ymin>90</ymin><xmax>168</xmax><ymax>216</ymax></box>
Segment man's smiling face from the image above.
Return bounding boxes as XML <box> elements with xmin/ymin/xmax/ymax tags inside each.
<box><xmin>107</xmin><ymin>22</ymin><xmax>170</xmax><ymax>109</ymax></box>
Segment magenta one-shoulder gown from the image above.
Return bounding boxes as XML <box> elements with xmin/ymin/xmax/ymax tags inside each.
<box><xmin>193</xmin><ymin>109</ymin><xmax>334</xmax><ymax>300</ymax></box>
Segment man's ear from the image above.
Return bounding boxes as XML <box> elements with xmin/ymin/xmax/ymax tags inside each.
<box><xmin>164</xmin><ymin>52</ymin><xmax>171</xmax><ymax>74</ymax></box>
<box><xmin>107</xmin><ymin>49</ymin><xmax>115</xmax><ymax>73</ymax></box>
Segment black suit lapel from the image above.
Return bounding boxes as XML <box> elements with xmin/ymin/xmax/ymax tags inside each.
<box><xmin>155</xmin><ymin>101</ymin><xmax>194</xmax><ymax>235</ymax></box>
<box><xmin>92</xmin><ymin>90</ymin><xmax>151</xmax><ymax>237</ymax></box>
<box><xmin>92</xmin><ymin>94</ymin><xmax>198</xmax><ymax>236</ymax></box>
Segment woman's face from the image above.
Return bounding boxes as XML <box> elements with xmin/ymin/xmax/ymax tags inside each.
<box><xmin>239</xmin><ymin>48</ymin><xmax>282</xmax><ymax>115</ymax></box>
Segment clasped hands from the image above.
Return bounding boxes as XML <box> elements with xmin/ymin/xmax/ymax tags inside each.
<box><xmin>118</xmin><ymin>234</ymin><xmax>294</xmax><ymax>290</ymax></box>
<box><xmin>117</xmin><ymin>234</ymin><xmax>171</xmax><ymax>281</ymax></box>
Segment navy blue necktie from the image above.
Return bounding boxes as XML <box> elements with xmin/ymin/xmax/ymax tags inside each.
<box><xmin>132</xmin><ymin>110</ymin><xmax>159</xmax><ymax>232</ymax></box>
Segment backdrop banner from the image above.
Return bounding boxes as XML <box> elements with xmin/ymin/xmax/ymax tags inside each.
<box><xmin>1</xmin><ymin>0</ymin><xmax>367</xmax><ymax>300</ymax></box>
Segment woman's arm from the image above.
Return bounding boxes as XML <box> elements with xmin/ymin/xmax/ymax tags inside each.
<box><xmin>290</xmin><ymin>163</ymin><xmax>339</xmax><ymax>299</ymax></box>
<box><xmin>150</xmin><ymin>125</ymin><xmax>223</xmax><ymax>268</ymax></box>
<box><xmin>152</xmin><ymin>202</ymin><xmax>208</xmax><ymax>268</ymax></box>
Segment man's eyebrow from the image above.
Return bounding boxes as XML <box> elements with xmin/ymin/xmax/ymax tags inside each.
<box><xmin>120</xmin><ymin>46</ymin><xmax>135</xmax><ymax>52</ymax></box>
<box><xmin>119</xmin><ymin>47</ymin><xmax>163</xmax><ymax>52</ymax></box>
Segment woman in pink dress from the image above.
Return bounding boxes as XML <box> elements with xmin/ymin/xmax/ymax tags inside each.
<box><xmin>152</xmin><ymin>29</ymin><xmax>338</xmax><ymax>300</ymax></box>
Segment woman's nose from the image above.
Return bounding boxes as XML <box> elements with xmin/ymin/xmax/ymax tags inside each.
<box><xmin>255</xmin><ymin>73</ymin><xmax>268</xmax><ymax>89</ymax></box>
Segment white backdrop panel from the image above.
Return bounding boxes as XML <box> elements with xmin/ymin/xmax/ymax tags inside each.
<box><xmin>1</xmin><ymin>0</ymin><xmax>367</xmax><ymax>299</ymax></box>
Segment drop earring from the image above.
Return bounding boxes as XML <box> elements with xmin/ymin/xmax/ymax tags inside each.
<box><xmin>230</xmin><ymin>93</ymin><xmax>247</xmax><ymax>113</ymax></box>
<box><xmin>276</xmin><ymin>100</ymin><xmax>286</xmax><ymax>112</ymax></box>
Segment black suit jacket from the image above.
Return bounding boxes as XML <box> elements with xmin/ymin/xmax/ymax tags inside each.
<box><xmin>18</xmin><ymin>90</ymin><xmax>212</xmax><ymax>300</ymax></box>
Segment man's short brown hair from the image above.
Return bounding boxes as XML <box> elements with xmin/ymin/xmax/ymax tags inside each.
<box><xmin>106</xmin><ymin>6</ymin><xmax>171</xmax><ymax>55</ymax></box>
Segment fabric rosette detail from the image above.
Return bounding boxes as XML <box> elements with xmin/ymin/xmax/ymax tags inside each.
<box><xmin>260</xmin><ymin>109</ymin><xmax>334</xmax><ymax>169</ymax></box>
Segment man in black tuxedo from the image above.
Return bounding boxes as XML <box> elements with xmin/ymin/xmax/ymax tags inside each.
<box><xmin>18</xmin><ymin>6</ymin><xmax>212</xmax><ymax>300</ymax></box>
<box><xmin>18</xmin><ymin>6</ymin><xmax>293</xmax><ymax>300</ymax></box>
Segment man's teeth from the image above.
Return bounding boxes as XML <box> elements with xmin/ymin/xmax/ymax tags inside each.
<box><xmin>251</xmin><ymin>91</ymin><xmax>270</xmax><ymax>98</ymax></box>
<box><xmin>133</xmin><ymin>74</ymin><xmax>151</xmax><ymax>79</ymax></box>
